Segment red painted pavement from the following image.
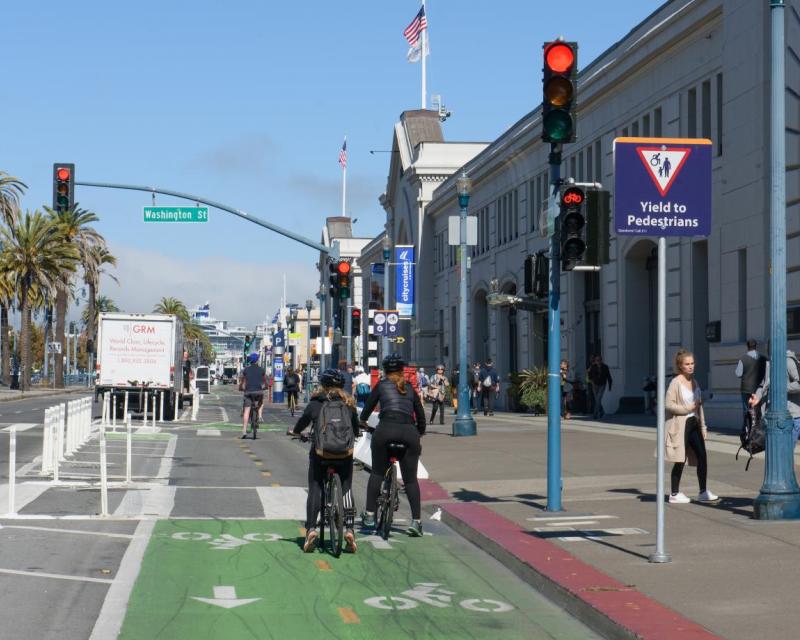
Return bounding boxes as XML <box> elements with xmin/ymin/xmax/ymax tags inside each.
<box><xmin>419</xmin><ymin>478</ymin><xmax>451</xmax><ymax>502</ymax></box>
<box><xmin>439</xmin><ymin>497</ymin><xmax>720</xmax><ymax>640</ymax></box>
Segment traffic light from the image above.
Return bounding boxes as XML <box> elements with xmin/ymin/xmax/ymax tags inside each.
<box><xmin>533</xmin><ymin>252</ymin><xmax>549</xmax><ymax>299</ymax></box>
<box><xmin>524</xmin><ymin>255</ymin><xmax>535</xmax><ymax>295</ymax></box>
<box><xmin>351</xmin><ymin>308</ymin><xmax>362</xmax><ymax>336</ymax></box>
<box><xmin>585</xmin><ymin>190</ymin><xmax>611</xmax><ymax>265</ymax></box>
<box><xmin>52</xmin><ymin>163</ymin><xmax>75</xmax><ymax>213</ymax></box>
<box><xmin>329</xmin><ymin>261</ymin><xmax>339</xmax><ymax>298</ymax></box>
<box><xmin>336</xmin><ymin>261</ymin><xmax>351</xmax><ymax>299</ymax></box>
<box><xmin>559</xmin><ymin>185</ymin><xmax>586</xmax><ymax>271</ymax></box>
<box><xmin>541</xmin><ymin>41</ymin><xmax>578</xmax><ymax>144</ymax></box>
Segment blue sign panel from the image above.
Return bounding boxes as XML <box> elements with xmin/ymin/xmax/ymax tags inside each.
<box><xmin>395</xmin><ymin>245</ymin><xmax>415</xmax><ymax>317</ymax></box>
<box><xmin>373</xmin><ymin>311</ymin><xmax>387</xmax><ymax>336</ymax></box>
<box><xmin>614</xmin><ymin>137</ymin><xmax>712</xmax><ymax>237</ymax></box>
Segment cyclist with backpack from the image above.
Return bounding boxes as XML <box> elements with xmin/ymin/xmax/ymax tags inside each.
<box><xmin>288</xmin><ymin>368</ymin><xmax>360</xmax><ymax>553</ymax></box>
<box><xmin>283</xmin><ymin>367</ymin><xmax>301</xmax><ymax>411</ymax></box>
<box><xmin>239</xmin><ymin>353</ymin><xmax>266</xmax><ymax>439</ymax></box>
<box><xmin>360</xmin><ymin>353</ymin><xmax>427</xmax><ymax>537</ymax></box>
<box><xmin>353</xmin><ymin>366</ymin><xmax>372</xmax><ymax>408</ymax></box>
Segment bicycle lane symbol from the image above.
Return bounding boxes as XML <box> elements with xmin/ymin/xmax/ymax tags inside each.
<box><xmin>171</xmin><ymin>531</ymin><xmax>282</xmax><ymax>550</ymax></box>
<box><xmin>363</xmin><ymin>582</ymin><xmax>513</xmax><ymax>613</ymax></box>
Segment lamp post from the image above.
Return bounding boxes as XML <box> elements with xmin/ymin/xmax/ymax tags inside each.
<box><xmin>382</xmin><ymin>235</ymin><xmax>391</xmax><ymax>359</ymax></box>
<box><xmin>453</xmin><ymin>170</ymin><xmax>477</xmax><ymax>437</ymax></box>
<box><xmin>317</xmin><ymin>286</ymin><xmax>327</xmax><ymax>372</ymax></box>
<box><xmin>305</xmin><ymin>299</ymin><xmax>314</xmax><ymax>402</ymax></box>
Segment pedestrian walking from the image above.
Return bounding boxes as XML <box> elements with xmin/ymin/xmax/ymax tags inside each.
<box><xmin>353</xmin><ymin>366</ymin><xmax>372</xmax><ymax>409</ymax></box>
<box><xmin>417</xmin><ymin>367</ymin><xmax>430</xmax><ymax>398</ymax></box>
<box><xmin>735</xmin><ymin>339</ymin><xmax>767</xmax><ymax>416</ymax></box>
<box><xmin>337</xmin><ymin>360</ymin><xmax>353</xmax><ymax>395</ymax></box>
<box><xmin>588</xmin><ymin>354</ymin><xmax>613</xmax><ymax>420</ymax></box>
<box><xmin>665</xmin><ymin>348</ymin><xmax>718</xmax><ymax>504</ymax></box>
<box><xmin>560</xmin><ymin>360</ymin><xmax>572</xmax><ymax>420</ymax></box>
<box><xmin>479</xmin><ymin>359</ymin><xmax>500</xmax><ymax>416</ymax></box>
<box><xmin>471</xmin><ymin>362</ymin><xmax>482</xmax><ymax>414</ymax></box>
<box><xmin>450</xmin><ymin>366</ymin><xmax>460</xmax><ymax>414</ymax></box>
<box><xmin>750</xmin><ymin>347</ymin><xmax>800</xmax><ymax>449</ymax></box>
<box><xmin>427</xmin><ymin>365</ymin><xmax>450</xmax><ymax>425</ymax></box>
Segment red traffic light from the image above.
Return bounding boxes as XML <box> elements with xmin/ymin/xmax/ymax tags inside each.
<box><xmin>561</xmin><ymin>186</ymin><xmax>585</xmax><ymax>207</ymax></box>
<box><xmin>337</xmin><ymin>261</ymin><xmax>351</xmax><ymax>275</ymax></box>
<box><xmin>545</xmin><ymin>42</ymin><xmax>575</xmax><ymax>73</ymax></box>
<box><xmin>352</xmin><ymin>308</ymin><xmax>361</xmax><ymax>319</ymax></box>
<box><xmin>56</xmin><ymin>167</ymin><xmax>71</xmax><ymax>181</ymax></box>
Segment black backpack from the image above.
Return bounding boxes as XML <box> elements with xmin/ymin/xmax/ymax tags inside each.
<box><xmin>313</xmin><ymin>399</ymin><xmax>355</xmax><ymax>459</ymax></box>
<box><xmin>736</xmin><ymin>405</ymin><xmax>765</xmax><ymax>471</ymax></box>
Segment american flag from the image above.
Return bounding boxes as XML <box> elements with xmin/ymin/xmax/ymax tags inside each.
<box><xmin>338</xmin><ymin>138</ymin><xmax>347</xmax><ymax>169</ymax></box>
<box><xmin>403</xmin><ymin>6</ymin><xmax>427</xmax><ymax>47</ymax></box>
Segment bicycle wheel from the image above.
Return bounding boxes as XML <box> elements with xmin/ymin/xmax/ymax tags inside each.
<box><xmin>379</xmin><ymin>467</ymin><xmax>396</xmax><ymax>540</ymax></box>
<box><xmin>251</xmin><ymin>407</ymin><xmax>259</xmax><ymax>439</ymax></box>
<box><xmin>327</xmin><ymin>473</ymin><xmax>344</xmax><ymax>557</ymax></box>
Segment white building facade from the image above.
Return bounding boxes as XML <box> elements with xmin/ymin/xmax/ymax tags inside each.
<box><xmin>380</xmin><ymin>0</ymin><xmax>800</xmax><ymax>425</ymax></box>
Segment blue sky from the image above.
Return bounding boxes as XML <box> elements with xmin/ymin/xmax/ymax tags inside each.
<box><xmin>1</xmin><ymin>0</ymin><xmax>664</xmax><ymax>326</ymax></box>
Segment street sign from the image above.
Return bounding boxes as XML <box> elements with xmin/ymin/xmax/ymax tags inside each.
<box><xmin>373</xmin><ymin>310</ymin><xmax>399</xmax><ymax>337</ymax></box>
<box><xmin>143</xmin><ymin>206</ymin><xmax>209</xmax><ymax>223</ymax></box>
<box><xmin>614</xmin><ymin>137</ymin><xmax>712</xmax><ymax>237</ymax></box>
<box><xmin>46</xmin><ymin>342</ymin><xmax>62</xmax><ymax>354</ymax></box>
<box><xmin>448</xmin><ymin>216</ymin><xmax>478</xmax><ymax>246</ymax></box>
<box><xmin>389</xmin><ymin>336</ymin><xmax>406</xmax><ymax>344</ymax></box>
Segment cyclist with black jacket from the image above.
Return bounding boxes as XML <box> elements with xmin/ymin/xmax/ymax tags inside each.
<box><xmin>288</xmin><ymin>369</ymin><xmax>360</xmax><ymax>553</ymax></box>
<box><xmin>360</xmin><ymin>353</ymin><xmax>426</xmax><ymax>537</ymax></box>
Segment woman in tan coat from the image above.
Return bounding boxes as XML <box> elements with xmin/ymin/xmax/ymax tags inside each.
<box><xmin>664</xmin><ymin>348</ymin><xmax>718</xmax><ymax>504</ymax></box>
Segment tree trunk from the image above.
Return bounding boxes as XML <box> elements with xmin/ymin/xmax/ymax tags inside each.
<box><xmin>87</xmin><ymin>281</ymin><xmax>97</xmax><ymax>374</ymax></box>
<box><xmin>0</xmin><ymin>303</ymin><xmax>9</xmax><ymax>386</ymax></box>
<box><xmin>54</xmin><ymin>286</ymin><xmax>67</xmax><ymax>388</ymax></box>
<box><xmin>20</xmin><ymin>285</ymin><xmax>31</xmax><ymax>391</ymax></box>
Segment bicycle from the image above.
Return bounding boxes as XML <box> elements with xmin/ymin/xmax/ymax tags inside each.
<box><xmin>376</xmin><ymin>441</ymin><xmax>406</xmax><ymax>540</ymax></box>
<box><xmin>291</xmin><ymin>434</ymin><xmax>345</xmax><ymax>557</ymax></box>
<box><xmin>287</xmin><ymin>390</ymin><xmax>298</xmax><ymax>417</ymax></box>
<box><xmin>244</xmin><ymin>393</ymin><xmax>261</xmax><ymax>439</ymax></box>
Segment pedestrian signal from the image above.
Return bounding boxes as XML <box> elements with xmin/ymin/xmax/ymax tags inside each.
<box><xmin>541</xmin><ymin>41</ymin><xmax>578</xmax><ymax>144</ymax></box>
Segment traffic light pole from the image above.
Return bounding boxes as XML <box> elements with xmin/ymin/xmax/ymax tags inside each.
<box><xmin>547</xmin><ymin>144</ymin><xmax>563</xmax><ymax>512</ymax></box>
<box><xmin>345</xmin><ymin>295</ymin><xmax>352</xmax><ymax>366</ymax></box>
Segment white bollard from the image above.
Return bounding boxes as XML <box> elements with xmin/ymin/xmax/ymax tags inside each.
<box><xmin>126</xmin><ymin>413</ymin><xmax>132</xmax><ymax>484</ymax></box>
<box><xmin>143</xmin><ymin>393</ymin><xmax>149</xmax><ymax>428</ymax></box>
<box><xmin>112</xmin><ymin>394</ymin><xmax>117</xmax><ymax>429</ymax></box>
<box><xmin>41</xmin><ymin>407</ymin><xmax>52</xmax><ymax>475</ymax></box>
<box><xmin>58</xmin><ymin>404</ymin><xmax>66</xmax><ymax>461</ymax></box>
<box><xmin>152</xmin><ymin>394</ymin><xmax>157</xmax><ymax>430</ymax></box>
<box><xmin>8</xmin><ymin>426</ymin><xmax>17</xmax><ymax>516</ymax></box>
<box><xmin>101</xmin><ymin>392</ymin><xmax>107</xmax><ymax>425</ymax></box>
<box><xmin>191</xmin><ymin>388</ymin><xmax>199</xmax><ymax>421</ymax></box>
<box><xmin>52</xmin><ymin>415</ymin><xmax>60</xmax><ymax>483</ymax></box>
<box><xmin>123</xmin><ymin>391</ymin><xmax>129</xmax><ymax>422</ymax></box>
<box><xmin>159</xmin><ymin>391</ymin><xmax>164</xmax><ymax>423</ymax></box>
<box><xmin>174</xmin><ymin>391</ymin><xmax>179</xmax><ymax>421</ymax></box>
<box><xmin>99</xmin><ymin>428</ymin><xmax>108</xmax><ymax>516</ymax></box>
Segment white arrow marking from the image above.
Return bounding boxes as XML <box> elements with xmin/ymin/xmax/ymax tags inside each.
<box><xmin>192</xmin><ymin>586</ymin><xmax>261</xmax><ymax>609</ymax></box>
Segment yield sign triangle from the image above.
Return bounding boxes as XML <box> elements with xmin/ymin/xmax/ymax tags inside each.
<box><xmin>636</xmin><ymin>146</ymin><xmax>691</xmax><ymax>197</ymax></box>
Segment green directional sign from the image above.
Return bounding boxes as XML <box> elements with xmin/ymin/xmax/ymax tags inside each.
<box><xmin>143</xmin><ymin>206</ymin><xmax>209</xmax><ymax>223</ymax></box>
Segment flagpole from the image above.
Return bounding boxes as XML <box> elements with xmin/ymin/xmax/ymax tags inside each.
<box><xmin>421</xmin><ymin>0</ymin><xmax>427</xmax><ymax>109</ymax></box>
<box><xmin>342</xmin><ymin>135</ymin><xmax>347</xmax><ymax>217</ymax></box>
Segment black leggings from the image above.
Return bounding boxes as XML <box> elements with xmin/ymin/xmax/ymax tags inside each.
<box><xmin>671</xmin><ymin>417</ymin><xmax>707</xmax><ymax>494</ymax></box>
<box><xmin>429</xmin><ymin>399</ymin><xmax>445</xmax><ymax>424</ymax></box>
<box><xmin>366</xmin><ymin>421</ymin><xmax>422</xmax><ymax>519</ymax></box>
<box><xmin>306</xmin><ymin>450</ymin><xmax>355</xmax><ymax>531</ymax></box>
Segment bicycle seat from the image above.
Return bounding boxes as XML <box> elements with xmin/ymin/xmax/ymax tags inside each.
<box><xmin>386</xmin><ymin>442</ymin><xmax>407</xmax><ymax>456</ymax></box>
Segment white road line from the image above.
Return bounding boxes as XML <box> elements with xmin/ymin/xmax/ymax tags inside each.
<box><xmin>197</xmin><ymin>429</ymin><xmax>221</xmax><ymax>436</ymax></box>
<box><xmin>528</xmin><ymin>514</ymin><xmax>618</xmax><ymax>521</ymax></box>
<box><xmin>0</xmin><ymin>567</ymin><xmax>113</xmax><ymax>584</ymax></box>
<box><xmin>113</xmin><ymin>486</ymin><xmax>177</xmax><ymax>517</ymax></box>
<box><xmin>89</xmin><ymin>519</ymin><xmax>156</xmax><ymax>640</ymax></box>
<box><xmin>2</xmin><ymin>423</ymin><xmax>38</xmax><ymax>432</ymax></box>
<box><xmin>256</xmin><ymin>487</ymin><xmax>307</xmax><ymax>519</ymax></box>
<box><xmin>1</xmin><ymin>524</ymin><xmax>134</xmax><ymax>539</ymax></box>
<box><xmin>220</xmin><ymin>407</ymin><xmax>229</xmax><ymax>423</ymax></box>
<box><xmin>0</xmin><ymin>481</ymin><xmax>50</xmax><ymax>515</ymax></box>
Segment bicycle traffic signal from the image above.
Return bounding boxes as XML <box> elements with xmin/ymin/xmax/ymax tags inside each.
<box><xmin>52</xmin><ymin>163</ymin><xmax>75</xmax><ymax>213</ymax></box>
<box><xmin>541</xmin><ymin>41</ymin><xmax>578</xmax><ymax>144</ymax></box>
<box><xmin>336</xmin><ymin>261</ymin><xmax>351</xmax><ymax>299</ymax></box>
<box><xmin>351</xmin><ymin>308</ymin><xmax>361</xmax><ymax>336</ymax></box>
<box><xmin>559</xmin><ymin>185</ymin><xmax>586</xmax><ymax>271</ymax></box>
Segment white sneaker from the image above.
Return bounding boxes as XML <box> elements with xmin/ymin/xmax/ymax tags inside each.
<box><xmin>669</xmin><ymin>492</ymin><xmax>690</xmax><ymax>504</ymax></box>
<box><xmin>697</xmin><ymin>490</ymin><xmax>718</xmax><ymax>502</ymax></box>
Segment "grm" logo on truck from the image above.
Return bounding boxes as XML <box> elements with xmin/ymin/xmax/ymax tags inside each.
<box><xmin>133</xmin><ymin>325</ymin><xmax>156</xmax><ymax>334</ymax></box>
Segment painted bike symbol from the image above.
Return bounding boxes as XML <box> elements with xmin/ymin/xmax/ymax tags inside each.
<box><xmin>364</xmin><ymin>582</ymin><xmax>513</xmax><ymax>613</ymax></box>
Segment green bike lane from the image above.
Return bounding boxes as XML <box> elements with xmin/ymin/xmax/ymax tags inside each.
<box><xmin>118</xmin><ymin>517</ymin><xmax>601</xmax><ymax>640</ymax></box>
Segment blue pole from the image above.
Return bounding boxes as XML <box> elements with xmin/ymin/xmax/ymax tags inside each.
<box><xmin>754</xmin><ymin>0</ymin><xmax>800</xmax><ymax>519</ymax></box>
<box><xmin>454</xmin><ymin>191</ymin><xmax>478</xmax><ymax>436</ymax></box>
<box><xmin>547</xmin><ymin>144</ymin><xmax>563</xmax><ymax>511</ymax></box>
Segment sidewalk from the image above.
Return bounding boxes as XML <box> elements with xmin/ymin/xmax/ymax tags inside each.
<box><xmin>0</xmin><ymin>385</ymin><xmax>90</xmax><ymax>403</ymax></box>
<box><xmin>418</xmin><ymin>411</ymin><xmax>799</xmax><ymax>640</ymax></box>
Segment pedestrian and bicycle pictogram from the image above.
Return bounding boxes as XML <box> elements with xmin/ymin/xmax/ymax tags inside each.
<box><xmin>364</xmin><ymin>582</ymin><xmax>514</xmax><ymax>613</ymax></box>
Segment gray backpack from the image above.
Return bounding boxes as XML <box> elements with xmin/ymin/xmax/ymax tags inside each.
<box><xmin>314</xmin><ymin>399</ymin><xmax>355</xmax><ymax>459</ymax></box>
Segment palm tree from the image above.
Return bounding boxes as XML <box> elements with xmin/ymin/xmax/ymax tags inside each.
<box><xmin>46</xmin><ymin>206</ymin><xmax>101</xmax><ymax>387</ymax></box>
<box><xmin>0</xmin><ymin>211</ymin><xmax>78</xmax><ymax>389</ymax></box>
<box><xmin>153</xmin><ymin>297</ymin><xmax>189</xmax><ymax>323</ymax></box>
<box><xmin>0</xmin><ymin>171</ymin><xmax>26</xmax><ymax>385</ymax></box>
<box><xmin>153</xmin><ymin>297</ymin><xmax>214</xmax><ymax>364</ymax></box>
<box><xmin>81</xmin><ymin>295</ymin><xmax>119</xmax><ymax>328</ymax></box>
<box><xmin>82</xmin><ymin>244</ymin><xmax>117</xmax><ymax>370</ymax></box>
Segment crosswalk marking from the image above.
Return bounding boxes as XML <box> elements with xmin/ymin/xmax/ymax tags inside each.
<box><xmin>197</xmin><ymin>429</ymin><xmax>221</xmax><ymax>436</ymax></box>
<box><xmin>256</xmin><ymin>486</ymin><xmax>306</xmax><ymax>519</ymax></box>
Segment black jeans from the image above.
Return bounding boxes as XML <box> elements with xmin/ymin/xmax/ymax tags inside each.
<box><xmin>366</xmin><ymin>420</ymin><xmax>422</xmax><ymax>520</ymax></box>
<box><xmin>670</xmin><ymin>417</ymin><xmax>708</xmax><ymax>494</ymax></box>
<box><xmin>481</xmin><ymin>388</ymin><xmax>496</xmax><ymax>414</ymax></box>
<box><xmin>306</xmin><ymin>450</ymin><xmax>354</xmax><ymax>531</ymax></box>
<box><xmin>429</xmin><ymin>399</ymin><xmax>445</xmax><ymax>424</ymax></box>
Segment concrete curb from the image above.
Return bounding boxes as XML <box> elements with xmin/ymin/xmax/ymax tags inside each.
<box><xmin>420</xmin><ymin>481</ymin><xmax>720</xmax><ymax>640</ymax></box>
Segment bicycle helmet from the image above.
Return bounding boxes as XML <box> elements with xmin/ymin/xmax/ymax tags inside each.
<box><xmin>248</xmin><ymin>352</ymin><xmax>260</xmax><ymax>363</ymax></box>
<box><xmin>382</xmin><ymin>353</ymin><xmax>406</xmax><ymax>373</ymax></box>
<box><xmin>319</xmin><ymin>368</ymin><xmax>345</xmax><ymax>388</ymax></box>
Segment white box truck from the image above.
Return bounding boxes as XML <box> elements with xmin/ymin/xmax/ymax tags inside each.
<box><xmin>95</xmin><ymin>312</ymin><xmax>184</xmax><ymax>420</ymax></box>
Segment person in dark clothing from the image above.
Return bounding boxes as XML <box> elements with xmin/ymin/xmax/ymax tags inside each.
<box><xmin>360</xmin><ymin>353</ymin><xmax>426</xmax><ymax>537</ymax></box>
<box><xmin>239</xmin><ymin>353</ymin><xmax>265</xmax><ymax>438</ymax></box>
<box><xmin>283</xmin><ymin>367</ymin><xmax>301</xmax><ymax>408</ymax></box>
<box><xmin>587</xmin><ymin>355</ymin><xmax>613</xmax><ymax>420</ymax></box>
<box><xmin>338</xmin><ymin>360</ymin><xmax>354</xmax><ymax>395</ymax></box>
<box><xmin>289</xmin><ymin>368</ymin><xmax>360</xmax><ymax>553</ymax></box>
<box><xmin>427</xmin><ymin>365</ymin><xmax>450</xmax><ymax>425</ymax></box>
<box><xmin>478</xmin><ymin>359</ymin><xmax>500</xmax><ymax>416</ymax></box>
<box><xmin>735</xmin><ymin>339</ymin><xmax>768</xmax><ymax>415</ymax></box>
<box><xmin>450</xmin><ymin>367</ymin><xmax>460</xmax><ymax>414</ymax></box>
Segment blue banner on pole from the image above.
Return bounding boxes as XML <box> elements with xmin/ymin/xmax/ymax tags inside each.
<box><xmin>614</xmin><ymin>137</ymin><xmax>712</xmax><ymax>237</ymax></box>
<box><xmin>395</xmin><ymin>246</ymin><xmax>415</xmax><ymax>317</ymax></box>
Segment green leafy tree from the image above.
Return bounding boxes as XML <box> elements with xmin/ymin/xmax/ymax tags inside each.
<box><xmin>82</xmin><ymin>244</ymin><xmax>117</xmax><ymax>366</ymax></box>
<box><xmin>0</xmin><ymin>171</ymin><xmax>26</xmax><ymax>384</ymax></box>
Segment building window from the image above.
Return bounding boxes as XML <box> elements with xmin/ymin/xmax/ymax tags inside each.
<box><xmin>688</xmin><ymin>87</ymin><xmax>697</xmax><ymax>137</ymax></box>
<box><xmin>643</xmin><ymin>113</ymin><xmax>651</xmax><ymax>137</ymax></box>
<box><xmin>578</xmin><ymin>150</ymin><xmax>584</xmax><ymax>182</ymax></box>
<box><xmin>513</xmin><ymin>189</ymin><xmax>519</xmax><ymax>238</ymax></box>
<box><xmin>716</xmin><ymin>73</ymin><xmax>723</xmax><ymax>156</ymax></box>
<box><xmin>594</xmin><ymin>140</ymin><xmax>602</xmax><ymax>180</ymax></box>
<box><xmin>631</xmin><ymin>120</ymin><xmax>639</xmax><ymax>137</ymax></box>
<box><xmin>654</xmin><ymin>107</ymin><xmax>663</xmax><ymax>136</ymax></box>
<box><xmin>702</xmin><ymin>79</ymin><xmax>711</xmax><ymax>139</ymax></box>
<box><xmin>586</xmin><ymin>145</ymin><xmax>593</xmax><ymax>182</ymax></box>
<box><xmin>789</xmin><ymin>305</ymin><xmax>800</xmax><ymax>337</ymax></box>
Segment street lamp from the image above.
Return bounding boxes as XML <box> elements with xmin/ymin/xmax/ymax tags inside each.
<box><xmin>453</xmin><ymin>170</ymin><xmax>477</xmax><ymax>437</ymax></box>
<box><xmin>382</xmin><ymin>234</ymin><xmax>391</xmax><ymax>359</ymax></box>
<box><xmin>305</xmin><ymin>299</ymin><xmax>314</xmax><ymax>402</ymax></box>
